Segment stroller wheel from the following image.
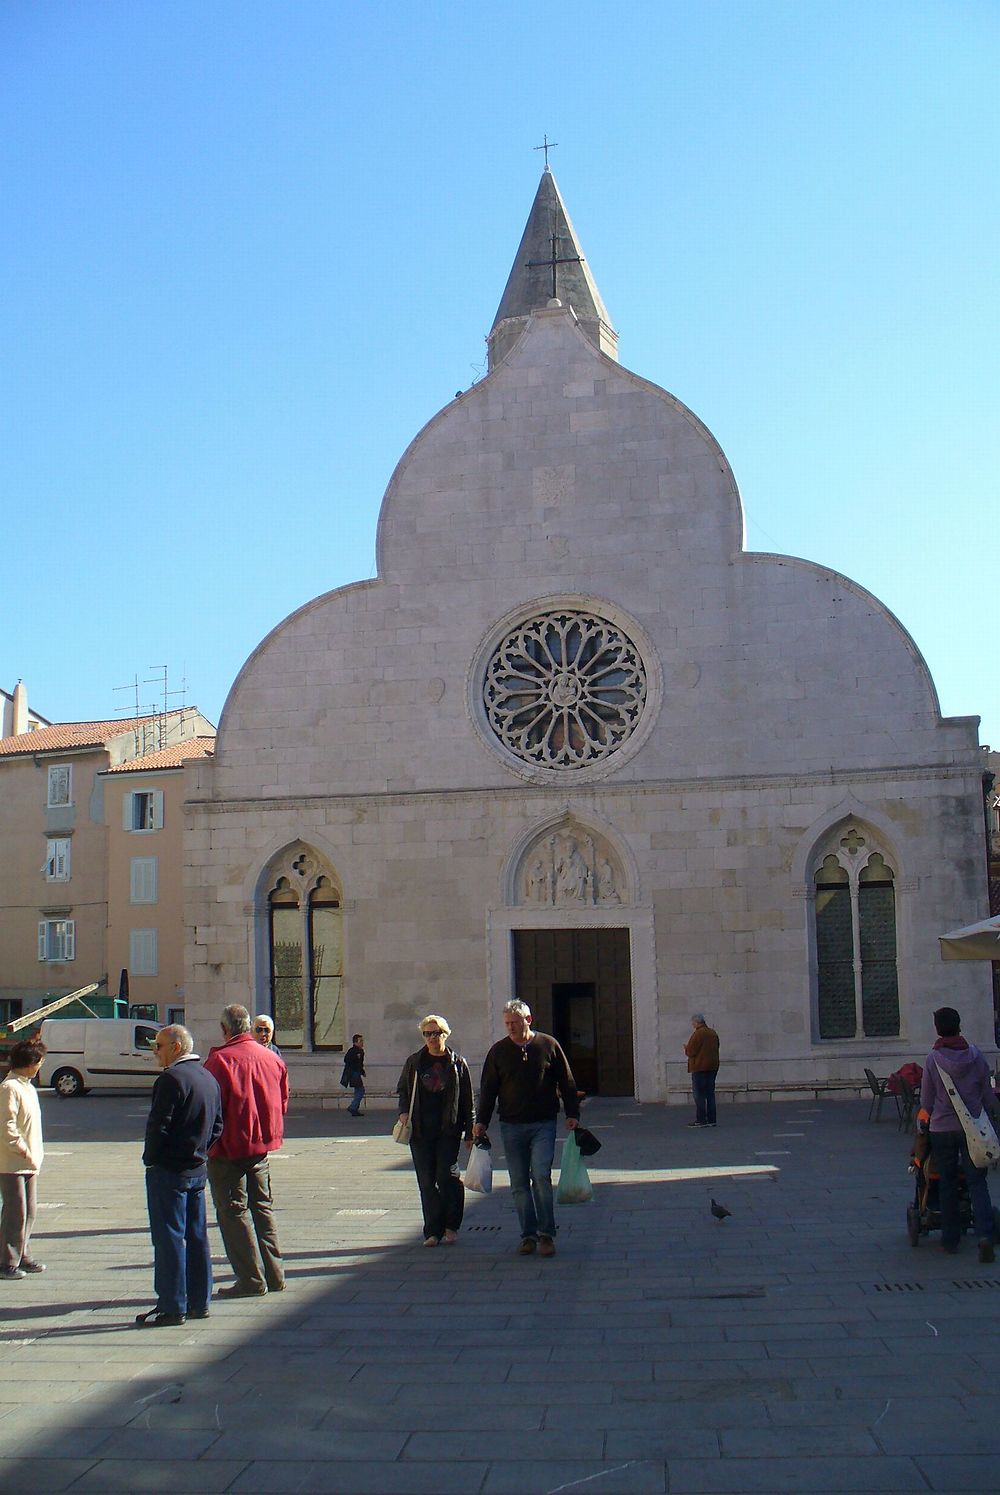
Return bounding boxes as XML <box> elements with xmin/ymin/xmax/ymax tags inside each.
<box><xmin>907</xmin><ymin>1205</ymin><xmax>921</xmax><ymax>1246</ymax></box>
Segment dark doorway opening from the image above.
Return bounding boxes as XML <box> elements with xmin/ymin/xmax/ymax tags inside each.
<box><xmin>513</xmin><ymin>928</ymin><xmax>634</xmax><ymax>1096</ymax></box>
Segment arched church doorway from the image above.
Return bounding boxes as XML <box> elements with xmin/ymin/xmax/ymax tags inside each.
<box><xmin>513</xmin><ymin>928</ymin><xmax>634</xmax><ymax>1096</ymax></box>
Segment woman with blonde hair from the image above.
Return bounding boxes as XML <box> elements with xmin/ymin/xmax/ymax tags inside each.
<box><xmin>396</xmin><ymin>1014</ymin><xmax>475</xmax><ymax>1247</ymax></box>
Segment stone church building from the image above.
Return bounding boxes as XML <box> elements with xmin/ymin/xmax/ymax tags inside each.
<box><xmin>184</xmin><ymin>169</ymin><xmax>992</xmax><ymax>1101</ymax></box>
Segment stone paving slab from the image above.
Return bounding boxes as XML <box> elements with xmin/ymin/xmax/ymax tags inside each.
<box><xmin>2</xmin><ymin>1094</ymin><xmax>999</xmax><ymax>1493</ymax></box>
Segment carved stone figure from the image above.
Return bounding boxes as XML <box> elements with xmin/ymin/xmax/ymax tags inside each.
<box><xmin>555</xmin><ymin>839</ymin><xmax>590</xmax><ymax>903</ymax></box>
<box><xmin>597</xmin><ymin>857</ymin><xmax>620</xmax><ymax>904</ymax></box>
<box><xmin>525</xmin><ymin>856</ymin><xmax>550</xmax><ymax>904</ymax></box>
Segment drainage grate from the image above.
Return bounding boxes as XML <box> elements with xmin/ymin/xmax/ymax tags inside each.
<box><xmin>336</xmin><ymin>1208</ymin><xmax>388</xmax><ymax>1217</ymax></box>
<box><xmin>465</xmin><ymin>1225</ymin><xmax>503</xmax><ymax>1232</ymax></box>
<box><xmin>952</xmin><ymin>1279</ymin><xmax>1000</xmax><ymax>1290</ymax></box>
<box><xmin>872</xmin><ymin>1282</ymin><xmax>924</xmax><ymax>1292</ymax></box>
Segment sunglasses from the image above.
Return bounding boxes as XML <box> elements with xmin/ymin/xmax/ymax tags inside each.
<box><xmin>422</xmin><ymin>1030</ymin><xmax>445</xmax><ymax>1038</ymax></box>
<box><xmin>254</xmin><ymin>1027</ymin><xmax>271</xmax><ymax>1035</ymax></box>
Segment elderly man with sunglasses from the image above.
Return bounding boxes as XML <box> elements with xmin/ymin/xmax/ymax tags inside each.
<box><xmin>474</xmin><ymin>999</ymin><xmax>579</xmax><ymax>1257</ymax></box>
<box><xmin>252</xmin><ymin>1015</ymin><xmax>282</xmax><ymax>1058</ymax></box>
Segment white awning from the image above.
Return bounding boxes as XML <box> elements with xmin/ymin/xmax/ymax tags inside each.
<box><xmin>938</xmin><ymin>913</ymin><xmax>1000</xmax><ymax>961</ymax></box>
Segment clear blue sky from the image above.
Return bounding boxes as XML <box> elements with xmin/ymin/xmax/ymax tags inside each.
<box><xmin>4</xmin><ymin>1</ymin><xmax>998</xmax><ymax>745</ymax></box>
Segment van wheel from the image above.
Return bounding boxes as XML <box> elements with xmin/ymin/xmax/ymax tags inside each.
<box><xmin>51</xmin><ymin>1068</ymin><xmax>86</xmax><ymax>1098</ymax></box>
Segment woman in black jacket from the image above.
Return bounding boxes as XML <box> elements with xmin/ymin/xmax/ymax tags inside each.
<box><xmin>396</xmin><ymin>1015</ymin><xmax>475</xmax><ymax>1247</ymax></box>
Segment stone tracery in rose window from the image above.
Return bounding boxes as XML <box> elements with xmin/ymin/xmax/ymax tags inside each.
<box><xmin>482</xmin><ymin>609</ymin><xmax>648</xmax><ymax>770</ymax></box>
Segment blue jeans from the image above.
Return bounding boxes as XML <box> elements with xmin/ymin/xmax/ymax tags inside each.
<box><xmin>692</xmin><ymin>1070</ymin><xmax>717</xmax><ymax>1125</ymax></box>
<box><xmin>145</xmin><ymin>1167</ymin><xmax>212</xmax><ymax>1316</ymax></box>
<box><xmin>500</xmin><ymin>1119</ymin><xmax>557</xmax><ymax>1240</ymax></box>
<box><xmin>348</xmin><ymin>1082</ymin><xmax>365</xmax><ymax>1115</ymax></box>
<box><xmin>930</xmin><ymin>1130</ymin><xmax>996</xmax><ymax>1249</ymax></box>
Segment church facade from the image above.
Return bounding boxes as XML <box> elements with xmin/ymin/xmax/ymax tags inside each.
<box><xmin>184</xmin><ymin>170</ymin><xmax>992</xmax><ymax>1101</ymax></box>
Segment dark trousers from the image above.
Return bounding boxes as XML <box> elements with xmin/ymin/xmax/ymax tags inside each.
<box><xmin>692</xmin><ymin>1070</ymin><xmax>718</xmax><ymax>1125</ymax></box>
<box><xmin>0</xmin><ymin>1172</ymin><xmax>38</xmax><ymax>1271</ymax></box>
<box><xmin>207</xmin><ymin>1154</ymin><xmax>284</xmax><ymax>1292</ymax></box>
<box><xmin>929</xmin><ymin>1129</ymin><xmax>996</xmax><ymax>1250</ymax></box>
<box><xmin>145</xmin><ymin>1167</ymin><xmax>212</xmax><ymax>1316</ymax></box>
<box><xmin>409</xmin><ymin>1133</ymin><xmax>464</xmax><ymax>1240</ymax></box>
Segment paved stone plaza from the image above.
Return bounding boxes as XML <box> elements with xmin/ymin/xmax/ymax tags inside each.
<box><xmin>1</xmin><ymin>1094</ymin><xmax>999</xmax><ymax>1493</ymax></box>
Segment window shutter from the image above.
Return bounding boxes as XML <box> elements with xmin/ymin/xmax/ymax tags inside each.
<box><xmin>38</xmin><ymin>922</ymin><xmax>47</xmax><ymax>960</ymax></box>
<box><xmin>151</xmin><ymin>791</ymin><xmax>164</xmax><ymax>830</ymax></box>
<box><xmin>123</xmin><ymin>793</ymin><xmax>134</xmax><ymax>830</ymax></box>
<box><xmin>64</xmin><ymin>921</ymin><xmax>75</xmax><ymax>960</ymax></box>
<box><xmin>130</xmin><ymin>858</ymin><xmax>158</xmax><ymax>903</ymax></box>
<box><xmin>129</xmin><ymin>928</ymin><xmax>158</xmax><ymax>976</ymax></box>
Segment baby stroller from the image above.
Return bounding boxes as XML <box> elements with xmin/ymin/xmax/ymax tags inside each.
<box><xmin>906</xmin><ymin>1130</ymin><xmax>1000</xmax><ymax>1247</ymax></box>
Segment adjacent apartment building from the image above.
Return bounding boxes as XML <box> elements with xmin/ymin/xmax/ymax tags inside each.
<box><xmin>0</xmin><ymin>690</ymin><xmax>214</xmax><ymax>1025</ymax></box>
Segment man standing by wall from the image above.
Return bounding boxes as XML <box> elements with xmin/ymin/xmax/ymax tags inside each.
<box><xmin>684</xmin><ymin>1014</ymin><xmax>720</xmax><ymax>1128</ymax></box>
<box><xmin>474</xmin><ymin>999</ymin><xmax>579</xmax><ymax>1257</ymax></box>
<box><xmin>253</xmin><ymin>1014</ymin><xmax>282</xmax><ymax>1058</ymax></box>
<box><xmin>204</xmin><ymin>1004</ymin><xmax>288</xmax><ymax>1298</ymax></box>
<box><xmin>137</xmin><ymin>1024</ymin><xmax>222</xmax><ymax>1327</ymax></box>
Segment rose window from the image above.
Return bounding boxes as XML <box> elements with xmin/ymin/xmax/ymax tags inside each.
<box><xmin>482</xmin><ymin>609</ymin><xmax>648</xmax><ymax>769</ymax></box>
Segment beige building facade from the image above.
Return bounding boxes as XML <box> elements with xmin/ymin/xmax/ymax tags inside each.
<box><xmin>102</xmin><ymin>738</ymin><xmax>216</xmax><ymax>1023</ymax></box>
<box><xmin>184</xmin><ymin>170</ymin><xmax>993</xmax><ymax>1101</ymax></box>
<box><xmin>0</xmin><ymin>703</ymin><xmax>214</xmax><ymax>1024</ymax></box>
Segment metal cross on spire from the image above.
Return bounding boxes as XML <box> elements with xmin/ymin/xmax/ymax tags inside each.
<box><xmin>533</xmin><ymin>134</ymin><xmax>558</xmax><ymax>169</ymax></box>
<box><xmin>527</xmin><ymin>224</ymin><xmax>583</xmax><ymax>301</ymax></box>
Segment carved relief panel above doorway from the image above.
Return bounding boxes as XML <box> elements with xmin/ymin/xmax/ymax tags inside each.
<box><xmin>515</xmin><ymin>820</ymin><xmax>627</xmax><ymax>908</ymax></box>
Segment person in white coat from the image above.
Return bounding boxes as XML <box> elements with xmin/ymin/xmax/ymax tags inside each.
<box><xmin>0</xmin><ymin>1038</ymin><xmax>47</xmax><ymax>1280</ymax></box>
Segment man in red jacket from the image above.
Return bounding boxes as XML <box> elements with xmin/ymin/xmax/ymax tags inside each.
<box><xmin>203</xmin><ymin>1004</ymin><xmax>289</xmax><ymax>1298</ymax></box>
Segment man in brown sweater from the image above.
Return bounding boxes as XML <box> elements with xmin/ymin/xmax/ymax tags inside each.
<box><xmin>684</xmin><ymin>1014</ymin><xmax>720</xmax><ymax>1127</ymax></box>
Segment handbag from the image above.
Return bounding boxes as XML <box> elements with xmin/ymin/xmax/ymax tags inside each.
<box><xmin>937</xmin><ymin>1061</ymin><xmax>1000</xmax><ymax>1169</ymax></box>
<box><xmin>392</xmin><ymin>1070</ymin><xmax>418</xmax><ymax>1145</ymax></box>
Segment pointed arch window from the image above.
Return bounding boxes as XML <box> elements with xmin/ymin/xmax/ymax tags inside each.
<box><xmin>267</xmin><ymin>861</ymin><xmax>345</xmax><ymax>1051</ymax></box>
<box><xmin>813</xmin><ymin>829</ymin><xmax>899</xmax><ymax>1039</ymax></box>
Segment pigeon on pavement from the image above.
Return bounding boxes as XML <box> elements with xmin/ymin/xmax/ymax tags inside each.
<box><xmin>710</xmin><ymin>1198</ymin><xmax>732</xmax><ymax>1222</ymax></box>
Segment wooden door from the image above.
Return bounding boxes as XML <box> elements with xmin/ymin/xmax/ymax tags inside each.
<box><xmin>512</xmin><ymin>928</ymin><xmax>634</xmax><ymax>1095</ymax></box>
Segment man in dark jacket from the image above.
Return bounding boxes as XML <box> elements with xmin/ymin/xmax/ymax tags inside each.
<box><xmin>918</xmin><ymin>1006</ymin><xmax>997</xmax><ymax>1262</ymax></box>
<box><xmin>342</xmin><ymin>1033</ymin><xmax>366</xmax><ymax>1116</ymax></box>
<box><xmin>204</xmin><ymin>1004</ymin><xmax>289</xmax><ymax>1297</ymax></box>
<box><xmin>474</xmin><ymin>999</ymin><xmax>578</xmax><ymax>1257</ymax></box>
<box><xmin>137</xmin><ymin>1024</ymin><xmax>223</xmax><ymax>1327</ymax></box>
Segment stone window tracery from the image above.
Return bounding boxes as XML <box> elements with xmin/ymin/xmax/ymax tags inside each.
<box><xmin>482</xmin><ymin>608</ymin><xmax>648</xmax><ymax>771</ymax></box>
<box><xmin>813</xmin><ymin>826</ymin><xmax>899</xmax><ymax>1040</ymax></box>
<box><xmin>265</xmin><ymin>850</ymin><xmax>344</xmax><ymax>1051</ymax></box>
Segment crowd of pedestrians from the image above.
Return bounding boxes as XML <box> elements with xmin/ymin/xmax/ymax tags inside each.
<box><xmin>3</xmin><ymin>999</ymin><xmax>996</xmax><ymax>1319</ymax></box>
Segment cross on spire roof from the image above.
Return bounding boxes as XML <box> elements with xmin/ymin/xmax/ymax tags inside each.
<box><xmin>533</xmin><ymin>134</ymin><xmax>558</xmax><ymax>170</ymax></box>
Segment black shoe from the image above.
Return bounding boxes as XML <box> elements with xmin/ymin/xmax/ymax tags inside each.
<box><xmin>135</xmin><ymin>1309</ymin><xmax>186</xmax><ymax>1327</ymax></box>
<box><xmin>19</xmin><ymin>1260</ymin><xmax>46</xmax><ymax>1274</ymax></box>
<box><xmin>216</xmin><ymin>1283</ymin><xmax>267</xmax><ymax>1298</ymax></box>
<box><xmin>687</xmin><ymin>1121</ymin><xmax>707</xmax><ymax>1128</ymax></box>
<box><xmin>188</xmin><ymin>1307</ymin><xmax>210</xmax><ymax>1319</ymax></box>
<box><xmin>0</xmin><ymin>1266</ymin><xmax>26</xmax><ymax>1281</ymax></box>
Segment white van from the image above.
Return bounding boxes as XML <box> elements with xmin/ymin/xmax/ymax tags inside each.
<box><xmin>38</xmin><ymin>1018</ymin><xmax>162</xmax><ymax>1097</ymax></box>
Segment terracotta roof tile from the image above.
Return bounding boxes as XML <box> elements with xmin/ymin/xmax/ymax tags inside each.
<box><xmin>0</xmin><ymin>716</ymin><xmax>155</xmax><ymax>758</ymax></box>
<box><xmin>105</xmin><ymin>737</ymin><xmax>216</xmax><ymax>772</ymax></box>
<box><xmin>0</xmin><ymin>711</ymin><xmax>204</xmax><ymax>759</ymax></box>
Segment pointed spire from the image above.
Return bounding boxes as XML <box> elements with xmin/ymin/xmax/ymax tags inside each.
<box><xmin>488</xmin><ymin>168</ymin><xmax>618</xmax><ymax>369</ymax></box>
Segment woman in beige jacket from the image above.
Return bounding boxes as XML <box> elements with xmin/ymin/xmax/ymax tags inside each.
<box><xmin>0</xmin><ymin>1038</ymin><xmax>46</xmax><ymax>1280</ymax></box>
